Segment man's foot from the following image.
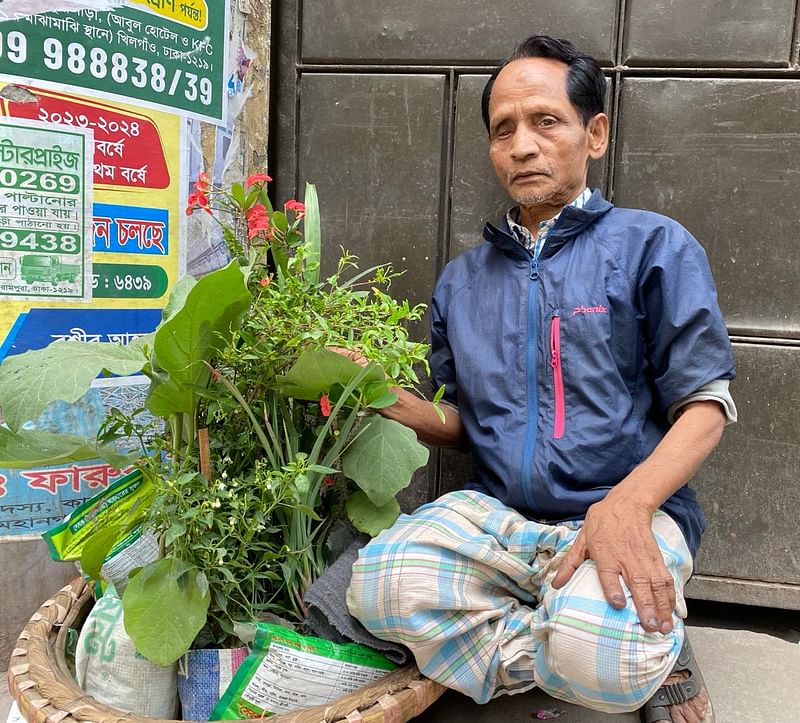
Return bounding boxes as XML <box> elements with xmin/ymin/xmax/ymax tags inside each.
<box><xmin>640</xmin><ymin>636</ymin><xmax>713</xmax><ymax>722</ymax></box>
<box><xmin>657</xmin><ymin>670</ymin><xmax>712</xmax><ymax>722</ymax></box>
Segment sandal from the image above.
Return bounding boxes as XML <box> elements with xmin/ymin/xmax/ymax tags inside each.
<box><xmin>640</xmin><ymin>634</ymin><xmax>714</xmax><ymax>722</ymax></box>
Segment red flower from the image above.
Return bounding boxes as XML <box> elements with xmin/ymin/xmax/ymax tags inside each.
<box><xmin>259</xmin><ymin>277</ymin><xmax>270</xmax><ymax>287</ymax></box>
<box><xmin>323</xmin><ymin>476</ymin><xmax>335</xmax><ymax>487</ymax></box>
<box><xmin>185</xmin><ymin>190</ymin><xmax>212</xmax><ymax>216</ymax></box>
<box><xmin>245</xmin><ymin>204</ymin><xmax>270</xmax><ymax>239</ymax></box>
<box><xmin>319</xmin><ymin>394</ymin><xmax>331</xmax><ymax>417</ymax></box>
<box><xmin>246</xmin><ymin>173</ymin><xmax>272</xmax><ymax>187</ymax></box>
<box><xmin>284</xmin><ymin>199</ymin><xmax>305</xmax><ymax>218</ymax></box>
<box><xmin>195</xmin><ymin>171</ymin><xmax>211</xmax><ymax>194</ymax></box>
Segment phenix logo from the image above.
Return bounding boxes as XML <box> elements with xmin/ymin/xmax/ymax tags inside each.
<box><xmin>572</xmin><ymin>305</ymin><xmax>608</xmax><ymax>316</ymax></box>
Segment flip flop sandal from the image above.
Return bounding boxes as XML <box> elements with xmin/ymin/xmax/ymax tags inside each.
<box><xmin>641</xmin><ymin>634</ymin><xmax>715</xmax><ymax>722</ymax></box>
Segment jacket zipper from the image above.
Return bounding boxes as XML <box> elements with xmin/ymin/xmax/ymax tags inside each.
<box><xmin>550</xmin><ymin>314</ymin><xmax>565</xmax><ymax>439</ymax></box>
<box><xmin>520</xmin><ymin>255</ymin><xmax>539</xmax><ymax>511</ymax></box>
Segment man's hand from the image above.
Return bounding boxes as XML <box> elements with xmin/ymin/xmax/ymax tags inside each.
<box><xmin>327</xmin><ymin>345</ymin><xmax>465</xmax><ymax>447</ymax></box>
<box><xmin>328</xmin><ymin>345</ymin><xmax>370</xmax><ymax>368</ymax></box>
<box><xmin>551</xmin><ymin>497</ymin><xmax>676</xmax><ymax>634</ymax></box>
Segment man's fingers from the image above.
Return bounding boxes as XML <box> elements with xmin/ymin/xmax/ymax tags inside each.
<box><xmin>628</xmin><ymin>574</ymin><xmax>660</xmax><ymax>630</ymax></box>
<box><xmin>551</xmin><ymin>534</ymin><xmax>587</xmax><ymax>589</ymax></box>
<box><xmin>596</xmin><ymin>567</ymin><xmax>627</xmax><ymax>609</ymax></box>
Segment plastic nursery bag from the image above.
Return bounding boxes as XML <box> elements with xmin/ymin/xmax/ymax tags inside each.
<box><xmin>42</xmin><ymin>468</ymin><xmax>158</xmax><ymax>591</ymax></box>
<box><xmin>210</xmin><ymin>623</ymin><xmax>397</xmax><ymax>720</ymax></box>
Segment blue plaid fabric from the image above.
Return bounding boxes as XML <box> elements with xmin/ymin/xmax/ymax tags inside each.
<box><xmin>347</xmin><ymin>491</ymin><xmax>694</xmax><ymax>714</ymax></box>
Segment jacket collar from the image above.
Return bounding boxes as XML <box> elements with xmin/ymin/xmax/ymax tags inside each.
<box><xmin>482</xmin><ymin>188</ymin><xmax>613</xmax><ymax>259</ymax></box>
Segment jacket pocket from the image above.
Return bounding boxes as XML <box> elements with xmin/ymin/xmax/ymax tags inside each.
<box><xmin>550</xmin><ymin>314</ymin><xmax>565</xmax><ymax>439</ymax></box>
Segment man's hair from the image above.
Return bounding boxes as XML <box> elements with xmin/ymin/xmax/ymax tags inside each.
<box><xmin>481</xmin><ymin>35</ymin><xmax>606</xmax><ymax>132</ymax></box>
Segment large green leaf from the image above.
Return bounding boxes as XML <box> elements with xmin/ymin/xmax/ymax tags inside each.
<box><xmin>346</xmin><ymin>491</ymin><xmax>400</xmax><ymax>537</ymax></box>
<box><xmin>303</xmin><ymin>183</ymin><xmax>321</xmax><ymax>284</ymax></box>
<box><xmin>276</xmin><ymin>348</ymin><xmax>384</xmax><ymax>401</ymax></box>
<box><xmin>159</xmin><ymin>274</ymin><xmax>196</xmax><ymax>325</ymax></box>
<box><xmin>0</xmin><ymin>427</ymin><xmax>137</xmax><ymax>469</ymax></box>
<box><xmin>122</xmin><ymin>556</ymin><xmax>210</xmax><ymax>666</ymax></box>
<box><xmin>0</xmin><ymin>342</ymin><xmax>145</xmax><ymax>431</ymax></box>
<box><xmin>146</xmin><ymin>261</ymin><xmax>251</xmax><ymax>417</ymax></box>
<box><xmin>342</xmin><ymin>415</ymin><xmax>429</xmax><ymax>507</ymax></box>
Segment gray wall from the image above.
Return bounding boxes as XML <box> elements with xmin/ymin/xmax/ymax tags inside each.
<box><xmin>271</xmin><ymin>1</ymin><xmax>800</xmax><ymax>608</ymax></box>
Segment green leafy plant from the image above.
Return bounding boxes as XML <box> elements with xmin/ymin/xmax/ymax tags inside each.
<box><xmin>0</xmin><ymin>174</ymin><xmax>435</xmax><ymax>666</ymax></box>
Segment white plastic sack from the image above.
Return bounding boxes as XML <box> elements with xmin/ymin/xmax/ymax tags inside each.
<box><xmin>75</xmin><ymin>586</ymin><xmax>178</xmax><ymax>718</ymax></box>
<box><xmin>5</xmin><ymin>701</ymin><xmax>24</xmax><ymax>723</ymax></box>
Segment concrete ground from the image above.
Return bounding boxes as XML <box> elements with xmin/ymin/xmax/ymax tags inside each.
<box><xmin>3</xmin><ymin>600</ymin><xmax>799</xmax><ymax>722</ymax></box>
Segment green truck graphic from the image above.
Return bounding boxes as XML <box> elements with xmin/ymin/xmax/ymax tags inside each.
<box><xmin>20</xmin><ymin>255</ymin><xmax>81</xmax><ymax>285</ymax></box>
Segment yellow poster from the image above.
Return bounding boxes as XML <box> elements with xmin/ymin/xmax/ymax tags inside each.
<box><xmin>0</xmin><ymin>83</ymin><xmax>184</xmax><ymax>359</ymax></box>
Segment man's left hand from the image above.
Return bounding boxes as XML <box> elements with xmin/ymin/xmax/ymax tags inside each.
<box><xmin>550</xmin><ymin>497</ymin><xmax>676</xmax><ymax>634</ymax></box>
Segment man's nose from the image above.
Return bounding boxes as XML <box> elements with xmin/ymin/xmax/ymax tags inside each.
<box><xmin>510</xmin><ymin>125</ymin><xmax>540</xmax><ymax>159</ymax></box>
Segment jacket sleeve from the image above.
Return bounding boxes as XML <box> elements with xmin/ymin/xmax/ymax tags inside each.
<box><xmin>636</xmin><ymin>222</ymin><xmax>736</xmax><ymax>415</ymax></box>
<box><xmin>429</xmin><ymin>278</ymin><xmax>459</xmax><ymax>408</ymax></box>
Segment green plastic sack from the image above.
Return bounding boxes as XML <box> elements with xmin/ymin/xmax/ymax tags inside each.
<box><xmin>211</xmin><ymin>623</ymin><xmax>397</xmax><ymax>720</ymax></box>
<box><xmin>43</xmin><ymin>468</ymin><xmax>157</xmax><ymax>591</ymax></box>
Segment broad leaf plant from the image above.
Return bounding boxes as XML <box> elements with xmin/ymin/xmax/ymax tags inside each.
<box><xmin>0</xmin><ymin>175</ymin><xmax>436</xmax><ymax>666</ymax></box>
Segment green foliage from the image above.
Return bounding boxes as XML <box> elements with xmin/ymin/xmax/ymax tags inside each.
<box><xmin>122</xmin><ymin>556</ymin><xmax>210</xmax><ymax>666</ymax></box>
<box><xmin>0</xmin><ymin>342</ymin><xmax>145</xmax><ymax>433</ymax></box>
<box><xmin>0</xmin><ymin>427</ymin><xmax>136</xmax><ymax>468</ymax></box>
<box><xmin>342</xmin><ymin>415</ymin><xmax>429</xmax><ymax>507</ymax></box>
<box><xmin>0</xmin><ymin>178</ymin><xmax>435</xmax><ymax>664</ymax></box>
<box><xmin>345</xmin><ymin>491</ymin><xmax>401</xmax><ymax>537</ymax></box>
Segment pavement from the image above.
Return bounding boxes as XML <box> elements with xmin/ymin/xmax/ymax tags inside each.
<box><xmin>3</xmin><ymin>600</ymin><xmax>799</xmax><ymax>722</ymax></box>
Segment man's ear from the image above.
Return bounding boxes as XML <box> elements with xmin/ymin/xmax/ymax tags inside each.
<box><xmin>587</xmin><ymin>113</ymin><xmax>609</xmax><ymax>160</ymax></box>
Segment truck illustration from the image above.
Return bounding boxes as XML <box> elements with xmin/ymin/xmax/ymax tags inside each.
<box><xmin>20</xmin><ymin>255</ymin><xmax>81</xmax><ymax>285</ymax></box>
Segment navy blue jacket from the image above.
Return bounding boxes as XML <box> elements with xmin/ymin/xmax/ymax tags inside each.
<box><xmin>430</xmin><ymin>190</ymin><xmax>735</xmax><ymax>557</ymax></box>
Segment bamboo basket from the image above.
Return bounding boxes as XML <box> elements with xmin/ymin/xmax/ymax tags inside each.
<box><xmin>7</xmin><ymin>579</ymin><xmax>446</xmax><ymax>723</ymax></box>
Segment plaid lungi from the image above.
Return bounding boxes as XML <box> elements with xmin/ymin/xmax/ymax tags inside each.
<box><xmin>346</xmin><ymin>490</ymin><xmax>693</xmax><ymax>713</ymax></box>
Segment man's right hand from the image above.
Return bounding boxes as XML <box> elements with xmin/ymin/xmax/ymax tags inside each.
<box><xmin>327</xmin><ymin>345</ymin><xmax>464</xmax><ymax>448</ymax></box>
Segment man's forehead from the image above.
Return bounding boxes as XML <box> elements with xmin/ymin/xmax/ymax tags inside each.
<box><xmin>489</xmin><ymin>57</ymin><xmax>570</xmax><ymax>114</ymax></box>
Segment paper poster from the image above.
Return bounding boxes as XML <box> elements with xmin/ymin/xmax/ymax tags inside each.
<box><xmin>0</xmin><ymin>84</ymin><xmax>184</xmax><ymax>360</ymax></box>
<box><xmin>0</xmin><ymin>116</ymin><xmax>93</xmax><ymax>301</ymax></box>
<box><xmin>0</xmin><ymin>85</ymin><xmax>184</xmax><ymax>538</ymax></box>
<box><xmin>0</xmin><ymin>377</ymin><xmax>145</xmax><ymax>539</ymax></box>
<box><xmin>0</xmin><ymin>0</ymin><xmax>229</xmax><ymax>123</ymax></box>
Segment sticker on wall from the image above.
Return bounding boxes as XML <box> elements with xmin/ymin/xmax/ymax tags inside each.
<box><xmin>0</xmin><ymin>115</ymin><xmax>93</xmax><ymax>301</ymax></box>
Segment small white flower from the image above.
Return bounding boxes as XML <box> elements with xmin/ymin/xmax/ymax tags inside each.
<box><xmin>212</xmin><ymin>499</ymin><xmax>221</xmax><ymax>508</ymax></box>
<box><xmin>228</xmin><ymin>516</ymin><xmax>236</xmax><ymax>526</ymax></box>
<box><xmin>218</xmin><ymin>482</ymin><xmax>226</xmax><ymax>491</ymax></box>
<box><xmin>221</xmin><ymin>470</ymin><xmax>228</xmax><ymax>479</ymax></box>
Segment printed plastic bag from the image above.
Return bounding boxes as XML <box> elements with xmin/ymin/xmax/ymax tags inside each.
<box><xmin>211</xmin><ymin>623</ymin><xmax>396</xmax><ymax>720</ymax></box>
<box><xmin>43</xmin><ymin>468</ymin><xmax>158</xmax><ymax>591</ymax></box>
<box><xmin>75</xmin><ymin>585</ymin><xmax>178</xmax><ymax>719</ymax></box>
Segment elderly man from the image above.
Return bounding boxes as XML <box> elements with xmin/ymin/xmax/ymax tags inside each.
<box><xmin>346</xmin><ymin>35</ymin><xmax>735</xmax><ymax>722</ymax></box>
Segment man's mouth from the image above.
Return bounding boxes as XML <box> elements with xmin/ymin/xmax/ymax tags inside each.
<box><xmin>511</xmin><ymin>170</ymin><xmax>550</xmax><ymax>182</ymax></box>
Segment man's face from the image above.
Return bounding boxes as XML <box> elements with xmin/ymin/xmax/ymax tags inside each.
<box><xmin>488</xmin><ymin>57</ymin><xmax>608</xmax><ymax>210</ymax></box>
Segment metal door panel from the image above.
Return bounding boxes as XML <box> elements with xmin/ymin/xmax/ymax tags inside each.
<box><xmin>623</xmin><ymin>0</ymin><xmax>795</xmax><ymax>66</ymax></box>
<box><xmin>301</xmin><ymin>1</ymin><xmax>618</xmax><ymax>64</ymax></box>
<box><xmin>614</xmin><ymin>78</ymin><xmax>800</xmax><ymax>339</ymax></box>
<box><xmin>450</xmin><ymin>75</ymin><xmax>610</xmax><ymax>260</ymax></box>
<box><xmin>297</xmin><ymin>74</ymin><xmax>446</xmax><ymax>309</ymax></box>
<box><xmin>693</xmin><ymin>342</ymin><xmax>800</xmax><ymax>586</ymax></box>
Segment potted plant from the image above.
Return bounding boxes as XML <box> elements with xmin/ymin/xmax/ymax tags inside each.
<box><xmin>0</xmin><ymin>173</ymin><xmax>438</xmax><ymax>686</ymax></box>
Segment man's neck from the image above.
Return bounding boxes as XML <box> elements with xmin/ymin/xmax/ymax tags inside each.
<box><xmin>517</xmin><ymin>187</ymin><xmax>588</xmax><ymax>232</ymax></box>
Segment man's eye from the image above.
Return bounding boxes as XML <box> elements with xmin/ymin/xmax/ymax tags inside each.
<box><xmin>539</xmin><ymin>117</ymin><xmax>557</xmax><ymax>127</ymax></box>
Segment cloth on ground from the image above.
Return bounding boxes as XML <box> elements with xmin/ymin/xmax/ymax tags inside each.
<box><xmin>304</xmin><ymin>537</ymin><xmax>410</xmax><ymax>665</ymax></box>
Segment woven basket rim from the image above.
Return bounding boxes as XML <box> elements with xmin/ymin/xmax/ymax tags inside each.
<box><xmin>7</xmin><ymin>578</ymin><xmax>445</xmax><ymax>723</ymax></box>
